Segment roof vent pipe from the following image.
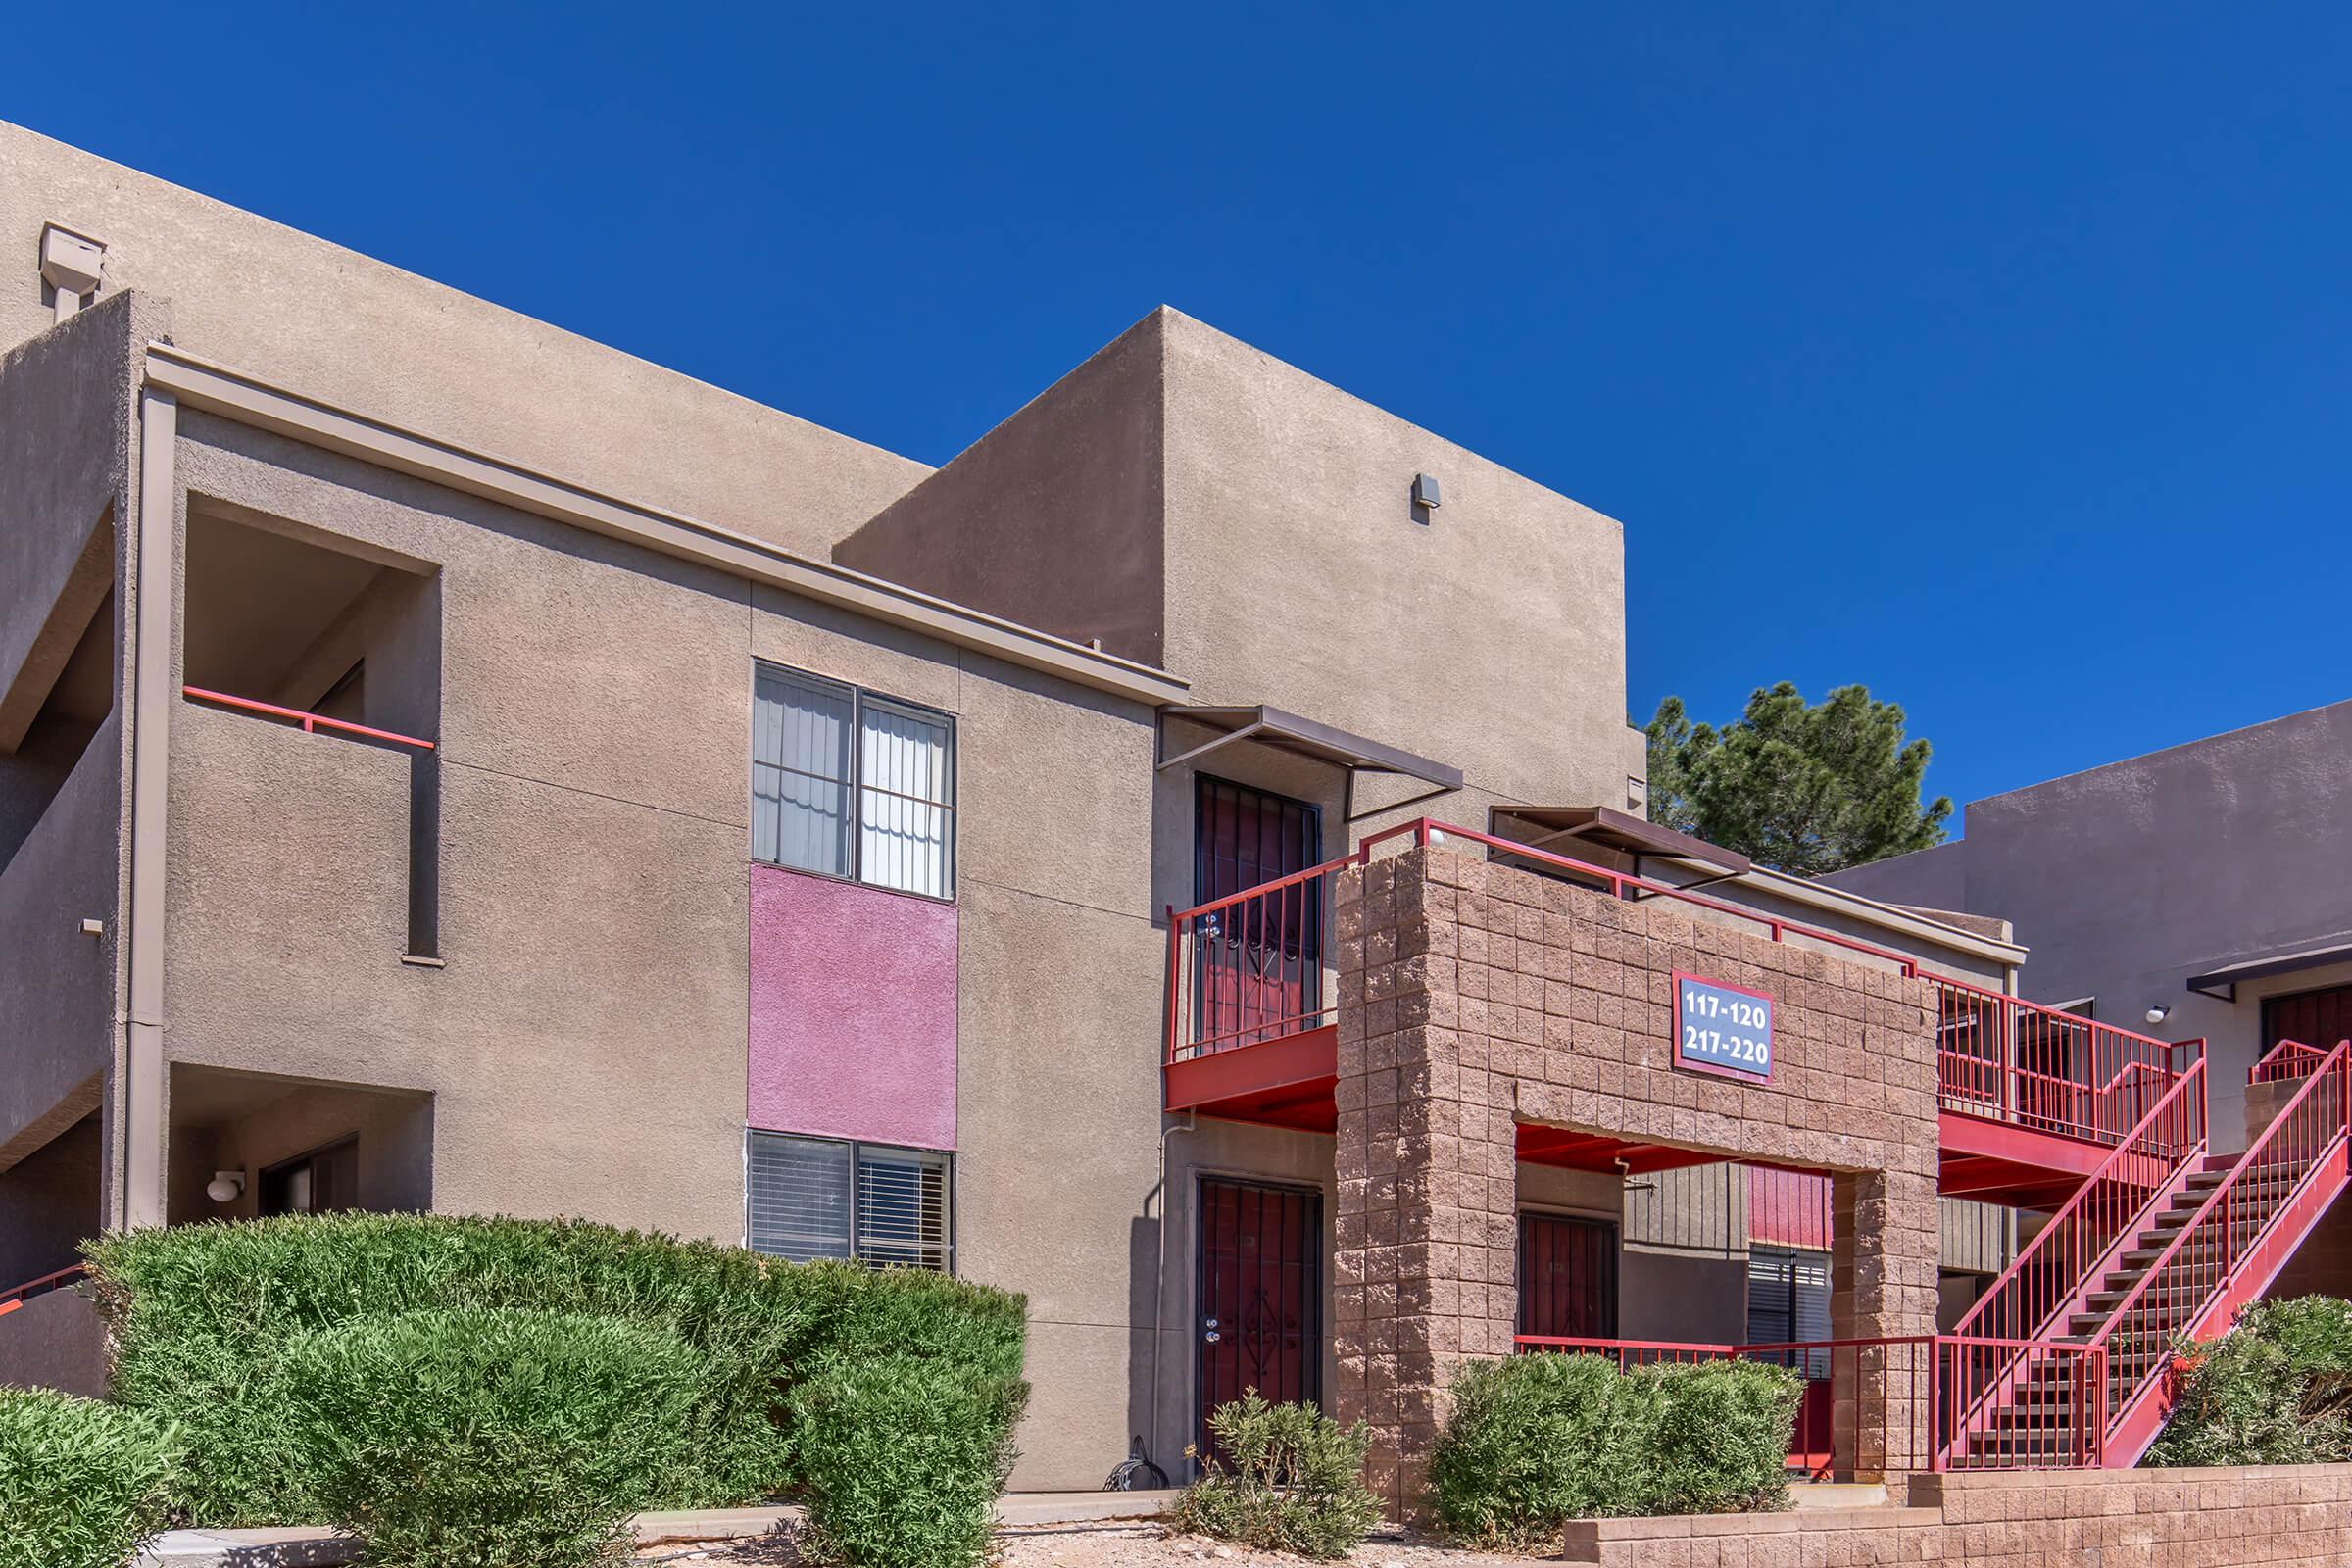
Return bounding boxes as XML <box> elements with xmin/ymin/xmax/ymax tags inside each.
<box><xmin>40</xmin><ymin>223</ymin><xmax>105</xmax><ymax>322</ymax></box>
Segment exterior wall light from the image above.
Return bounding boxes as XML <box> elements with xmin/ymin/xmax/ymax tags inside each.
<box><xmin>205</xmin><ymin>1170</ymin><xmax>246</xmax><ymax>1204</ymax></box>
<box><xmin>1411</xmin><ymin>472</ymin><xmax>1442</xmax><ymax>511</ymax></box>
<box><xmin>40</xmin><ymin>223</ymin><xmax>106</xmax><ymax>322</ymax></box>
<box><xmin>2145</xmin><ymin>1004</ymin><xmax>2172</xmax><ymax>1025</ymax></box>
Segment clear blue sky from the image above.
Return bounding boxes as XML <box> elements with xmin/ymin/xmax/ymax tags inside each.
<box><xmin>18</xmin><ymin>4</ymin><xmax>2349</xmax><ymax>822</ymax></box>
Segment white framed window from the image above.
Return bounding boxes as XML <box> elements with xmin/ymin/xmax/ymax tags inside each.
<box><xmin>752</xmin><ymin>663</ymin><xmax>955</xmax><ymax>898</ymax></box>
<box><xmin>746</xmin><ymin>1131</ymin><xmax>954</xmax><ymax>1272</ymax></box>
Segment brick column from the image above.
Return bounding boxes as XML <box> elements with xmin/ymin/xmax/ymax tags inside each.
<box><xmin>1831</xmin><ymin>1165</ymin><xmax>1939</xmax><ymax>1478</ymax></box>
<box><xmin>1331</xmin><ymin>850</ymin><xmax>1512</xmax><ymax>1518</ymax></box>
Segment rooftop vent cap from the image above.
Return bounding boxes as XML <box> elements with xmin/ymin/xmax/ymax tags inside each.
<box><xmin>40</xmin><ymin>223</ymin><xmax>106</xmax><ymax>322</ymax></box>
<box><xmin>1411</xmin><ymin>472</ymin><xmax>1442</xmax><ymax>511</ymax></box>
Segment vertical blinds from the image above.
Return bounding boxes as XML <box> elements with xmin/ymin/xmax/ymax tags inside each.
<box><xmin>1746</xmin><ymin>1245</ymin><xmax>1831</xmax><ymax>1377</ymax></box>
<box><xmin>747</xmin><ymin>1132</ymin><xmax>951</xmax><ymax>1271</ymax></box>
<box><xmin>752</xmin><ymin>666</ymin><xmax>952</xmax><ymax>897</ymax></box>
<box><xmin>859</xmin><ymin>700</ymin><xmax>953</xmax><ymax>898</ymax></box>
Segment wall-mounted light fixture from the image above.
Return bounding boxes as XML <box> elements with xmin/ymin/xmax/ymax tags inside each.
<box><xmin>205</xmin><ymin>1170</ymin><xmax>246</xmax><ymax>1204</ymax></box>
<box><xmin>1411</xmin><ymin>472</ymin><xmax>1442</xmax><ymax>512</ymax></box>
<box><xmin>2144</xmin><ymin>1004</ymin><xmax>2173</xmax><ymax>1026</ymax></box>
<box><xmin>40</xmin><ymin>223</ymin><xmax>106</xmax><ymax>323</ymax></box>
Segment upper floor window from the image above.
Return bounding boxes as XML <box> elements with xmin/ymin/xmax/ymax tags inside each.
<box><xmin>752</xmin><ymin>663</ymin><xmax>955</xmax><ymax>898</ymax></box>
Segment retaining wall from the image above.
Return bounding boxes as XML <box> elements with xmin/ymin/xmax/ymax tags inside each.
<box><xmin>1562</xmin><ymin>1465</ymin><xmax>2352</xmax><ymax>1565</ymax></box>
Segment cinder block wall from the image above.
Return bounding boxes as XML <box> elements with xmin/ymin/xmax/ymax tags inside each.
<box><xmin>1331</xmin><ymin>843</ymin><xmax>1940</xmax><ymax>1514</ymax></box>
<box><xmin>1565</xmin><ymin>1465</ymin><xmax>2352</xmax><ymax>1565</ymax></box>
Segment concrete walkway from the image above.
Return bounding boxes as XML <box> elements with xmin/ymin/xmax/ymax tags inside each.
<box><xmin>137</xmin><ymin>1491</ymin><xmax>1182</xmax><ymax>1566</ymax></box>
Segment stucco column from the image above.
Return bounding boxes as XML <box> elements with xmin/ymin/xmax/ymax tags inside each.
<box><xmin>1331</xmin><ymin>848</ymin><xmax>1509</xmax><ymax>1518</ymax></box>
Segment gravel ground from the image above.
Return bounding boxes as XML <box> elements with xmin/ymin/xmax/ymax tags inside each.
<box><xmin>639</xmin><ymin>1520</ymin><xmax>1548</xmax><ymax>1566</ymax></box>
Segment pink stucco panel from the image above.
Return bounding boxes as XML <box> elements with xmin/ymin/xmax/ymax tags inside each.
<box><xmin>748</xmin><ymin>865</ymin><xmax>957</xmax><ymax>1151</ymax></box>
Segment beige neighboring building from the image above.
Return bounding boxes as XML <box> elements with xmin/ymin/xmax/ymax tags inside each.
<box><xmin>16</xmin><ymin>119</ymin><xmax>2315</xmax><ymax>1504</ymax></box>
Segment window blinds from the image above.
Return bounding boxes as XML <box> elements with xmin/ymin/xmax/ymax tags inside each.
<box><xmin>752</xmin><ymin>667</ymin><xmax>854</xmax><ymax>877</ymax></box>
<box><xmin>858</xmin><ymin>700</ymin><xmax>953</xmax><ymax>898</ymax></box>
<box><xmin>752</xmin><ymin>666</ymin><xmax>953</xmax><ymax>897</ymax></box>
<box><xmin>747</xmin><ymin>1132</ymin><xmax>951</xmax><ymax>1272</ymax></box>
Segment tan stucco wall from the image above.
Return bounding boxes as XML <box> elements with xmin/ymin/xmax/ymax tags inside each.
<box><xmin>0</xmin><ymin>121</ymin><xmax>930</xmax><ymax>561</ymax></box>
<box><xmin>0</xmin><ymin>1285</ymin><xmax>107</xmax><ymax>1398</ymax></box>
<box><xmin>1156</xmin><ymin>310</ymin><xmax>1632</xmax><ymax>813</ymax></box>
<box><xmin>837</xmin><ymin>307</ymin><xmax>1642</xmax><ymax>834</ymax></box>
<box><xmin>834</xmin><ymin>318</ymin><xmax>1167</xmax><ymax>664</ymax></box>
<box><xmin>151</xmin><ymin>411</ymin><xmax>1192</xmax><ymax>1489</ymax></box>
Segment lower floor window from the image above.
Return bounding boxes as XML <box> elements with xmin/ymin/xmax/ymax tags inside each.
<box><xmin>1747</xmin><ymin>1244</ymin><xmax>1831</xmax><ymax>1377</ymax></box>
<box><xmin>746</xmin><ymin>1131</ymin><xmax>953</xmax><ymax>1271</ymax></box>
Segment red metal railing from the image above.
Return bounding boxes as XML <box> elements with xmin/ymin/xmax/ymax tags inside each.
<box><xmin>0</xmin><ymin>1264</ymin><xmax>87</xmax><ymax>1322</ymax></box>
<box><xmin>1165</xmin><ymin>820</ymin><xmax>2195</xmax><ymax>1148</ymax></box>
<box><xmin>2250</xmin><ymin>1036</ymin><xmax>2331</xmax><ymax>1085</ymax></box>
<box><xmin>1164</xmin><ymin>852</ymin><xmax>1356</xmax><ymax>1062</ymax></box>
<box><xmin>1952</xmin><ymin>1058</ymin><xmax>2208</xmax><ymax>1348</ymax></box>
<box><xmin>2090</xmin><ymin>1039</ymin><xmax>2352</xmax><ymax>1444</ymax></box>
<box><xmin>183</xmin><ymin>685</ymin><xmax>436</xmax><ymax>751</ymax></box>
<box><xmin>1511</xmin><ymin>1333</ymin><xmax>2106</xmax><ymax>1471</ymax></box>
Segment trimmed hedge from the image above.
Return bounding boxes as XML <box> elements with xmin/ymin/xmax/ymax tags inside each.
<box><xmin>791</xmin><ymin>1354</ymin><xmax>1030</xmax><ymax>1568</ymax></box>
<box><xmin>275</xmin><ymin>1309</ymin><xmax>703</xmax><ymax>1568</ymax></box>
<box><xmin>1173</xmin><ymin>1394</ymin><xmax>1381</xmax><ymax>1560</ymax></box>
<box><xmin>82</xmin><ymin>1213</ymin><xmax>1027</xmax><ymax>1538</ymax></box>
<box><xmin>0</xmin><ymin>1388</ymin><xmax>181</xmax><ymax>1568</ymax></box>
<box><xmin>1429</xmin><ymin>1353</ymin><xmax>1801</xmax><ymax>1547</ymax></box>
<box><xmin>2147</xmin><ymin>1295</ymin><xmax>2352</xmax><ymax>1466</ymax></box>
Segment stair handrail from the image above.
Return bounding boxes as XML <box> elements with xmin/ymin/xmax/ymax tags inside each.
<box><xmin>2085</xmin><ymin>1040</ymin><xmax>2352</xmax><ymax>1423</ymax></box>
<box><xmin>1953</xmin><ymin>1057</ymin><xmax>2209</xmax><ymax>1345</ymax></box>
<box><xmin>0</xmin><ymin>1263</ymin><xmax>87</xmax><ymax>1319</ymax></box>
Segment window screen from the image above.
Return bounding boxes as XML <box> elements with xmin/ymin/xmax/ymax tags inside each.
<box><xmin>854</xmin><ymin>1147</ymin><xmax>953</xmax><ymax>1269</ymax></box>
<box><xmin>746</xmin><ymin>1133</ymin><xmax>853</xmax><ymax>1262</ymax></box>
<box><xmin>747</xmin><ymin>1132</ymin><xmax>952</xmax><ymax>1272</ymax></box>
<box><xmin>752</xmin><ymin>667</ymin><xmax>854</xmax><ymax>878</ymax></box>
<box><xmin>752</xmin><ymin>664</ymin><xmax>953</xmax><ymax>897</ymax></box>
<box><xmin>859</xmin><ymin>699</ymin><xmax>954</xmax><ymax>898</ymax></box>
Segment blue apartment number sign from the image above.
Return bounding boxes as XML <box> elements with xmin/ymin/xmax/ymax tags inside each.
<box><xmin>1674</xmin><ymin>972</ymin><xmax>1773</xmax><ymax>1080</ymax></box>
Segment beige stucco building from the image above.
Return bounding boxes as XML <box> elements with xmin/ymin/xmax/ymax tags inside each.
<box><xmin>8</xmin><ymin>120</ymin><xmax>2340</xmax><ymax>1500</ymax></box>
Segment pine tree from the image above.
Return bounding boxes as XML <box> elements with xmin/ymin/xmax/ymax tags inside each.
<box><xmin>1643</xmin><ymin>683</ymin><xmax>1951</xmax><ymax>876</ymax></box>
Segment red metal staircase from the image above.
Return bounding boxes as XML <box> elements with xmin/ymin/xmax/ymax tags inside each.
<box><xmin>1953</xmin><ymin>1038</ymin><xmax>2352</xmax><ymax>1466</ymax></box>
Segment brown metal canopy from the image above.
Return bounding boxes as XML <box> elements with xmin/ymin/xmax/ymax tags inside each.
<box><xmin>2185</xmin><ymin>939</ymin><xmax>2352</xmax><ymax>1002</ymax></box>
<box><xmin>1488</xmin><ymin>804</ymin><xmax>1751</xmax><ymax>876</ymax></box>
<box><xmin>1156</xmin><ymin>704</ymin><xmax>1463</xmax><ymax>819</ymax></box>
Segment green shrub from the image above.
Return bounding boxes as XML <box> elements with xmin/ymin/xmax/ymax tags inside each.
<box><xmin>273</xmin><ymin>1308</ymin><xmax>701</xmax><ymax>1568</ymax></box>
<box><xmin>1428</xmin><ymin>1353</ymin><xmax>1800</xmax><ymax>1546</ymax></box>
<box><xmin>2147</xmin><ymin>1295</ymin><xmax>2352</xmax><ymax>1466</ymax></box>
<box><xmin>1647</xmin><ymin>1360</ymin><xmax>1805</xmax><ymax>1513</ymax></box>
<box><xmin>790</xmin><ymin>1354</ymin><xmax>1029</xmax><ymax>1568</ymax></box>
<box><xmin>1172</xmin><ymin>1393</ymin><xmax>1381</xmax><ymax>1561</ymax></box>
<box><xmin>0</xmin><ymin>1389</ymin><xmax>181</xmax><ymax>1568</ymax></box>
<box><xmin>82</xmin><ymin>1212</ymin><xmax>1026</xmax><ymax>1526</ymax></box>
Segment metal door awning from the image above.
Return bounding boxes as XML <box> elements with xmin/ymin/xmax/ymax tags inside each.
<box><xmin>1490</xmin><ymin>804</ymin><xmax>1750</xmax><ymax>878</ymax></box>
<box><xmin>1156</xmin><ymin>704</ymin><xmax>1462</xmax><ymax>817</ymax></box>
<box><xmin>2186</xmin><ymin>939</ymin><xmax>2352</xmax><ymax>1001</ymax></box>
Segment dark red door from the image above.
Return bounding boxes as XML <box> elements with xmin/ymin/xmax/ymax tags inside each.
<box><xmin>1516</xmin><ymin>1213</ymin><xmax>1618</xmax><ymax>1341</ymax></box>
<box><xmin>1197</xmin><ymin>1179</ymin><xmax>1321</xmax><ymax>1465</ymax></box>
<box><xmin>1192</xmin><ymin>778</ymin><xmax>1323</xmax><ymax>1053</ymax></box>
<box><xmin>2267</xmin><ymin>986</ymin><xmax>2352</xmax><ymax>1054</ymax></box>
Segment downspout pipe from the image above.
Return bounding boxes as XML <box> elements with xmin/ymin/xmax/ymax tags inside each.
<box><xmin>121</xmin><ymin>385</ymin><xmax>175</xmax><ymax>1229</ymax></box>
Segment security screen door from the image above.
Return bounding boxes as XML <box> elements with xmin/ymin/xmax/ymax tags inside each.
<box><xmin>1516</xmin><ymin>1212</ymin><xmax>1618</xmax><ymax>1340</ymax></box>
<box><xmin>1191</xmin><ymin>777</ymin><xmax>1323</xmax><ymax>1053</ymax></box>
<box><xmin>1196</xmin><ymin>1178</ymin><xmax>1322</xmax><ymax>1469</ymax></box>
